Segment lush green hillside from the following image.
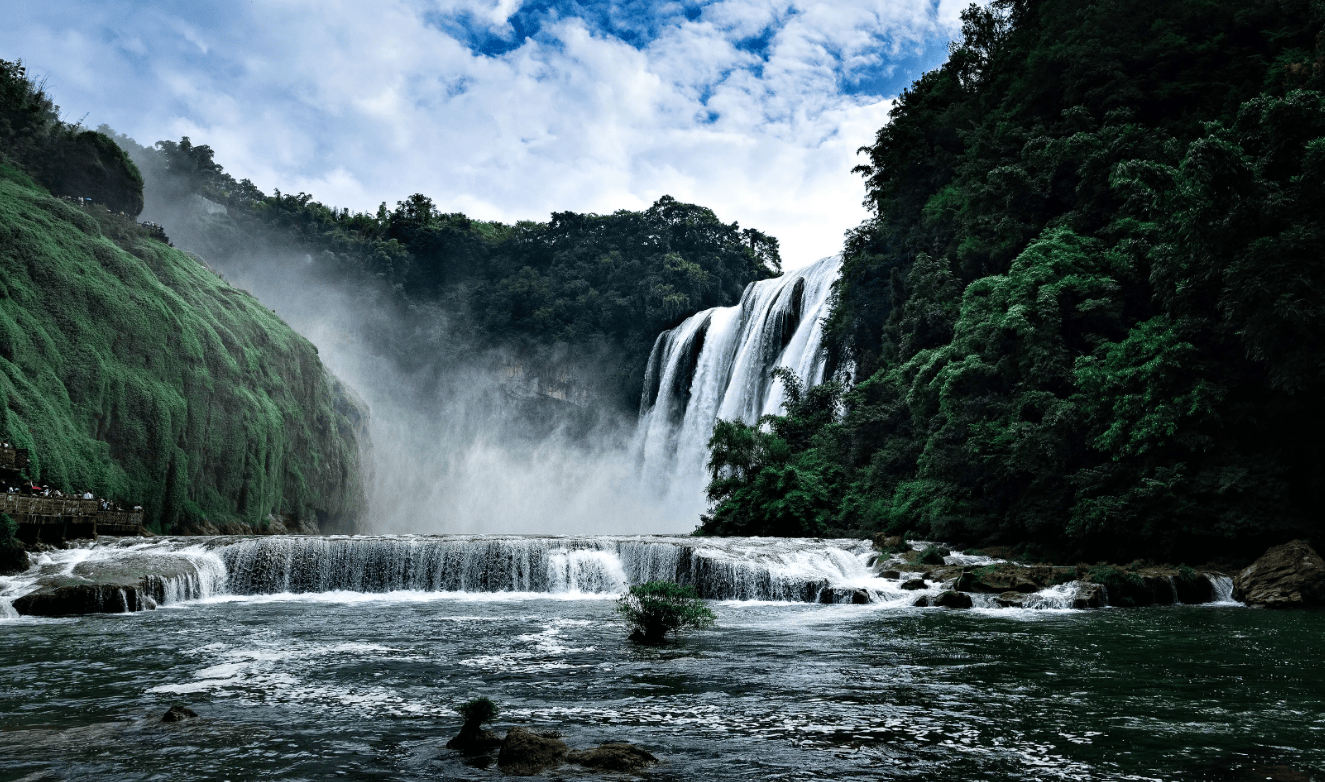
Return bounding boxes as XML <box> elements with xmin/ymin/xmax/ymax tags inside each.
<box><xmin>106</xmin><ymin>134</ymin><xmax>781</xmax><ymax>410</ymax></box>
<box><xmin>704</xmin><ymin>0</ymin><xmax>1325</xmax><ymax>563</ymax></box>
<box><xmin>0</xmin><ymin>163</ymin><xmax>366</xmax><ymax>533</ymax></box>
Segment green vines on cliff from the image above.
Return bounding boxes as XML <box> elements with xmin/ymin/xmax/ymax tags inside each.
<box><xmin>0</xmin><ymin>163</ymin><xmax>365</xmax><ymax>532</ymax></box>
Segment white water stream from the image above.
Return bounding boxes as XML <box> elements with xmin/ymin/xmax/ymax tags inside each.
<box><xmin>635</xmin><ymin>255</ymin><xmax>843</xmax><ymax>510</ymax></box>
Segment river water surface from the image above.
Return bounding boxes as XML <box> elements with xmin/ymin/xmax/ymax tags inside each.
<box><xmin>1</xmin><ymin>589</ymin><xmax>1322</xmax><ymax>781</ymax></box>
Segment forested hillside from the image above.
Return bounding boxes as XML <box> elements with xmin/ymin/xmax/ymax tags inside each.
<box><xmin>106</xmin><ymin>134</ymin><xmax>781</xmax><ymax>409</ymax></box>
<box><xmin>704</xmin><ymin>0</ymin><xmax>1325</xmax><ymax>562</ymax></box>
<box><xmin>0</xmin><ymin>61</ymin><xmax>366</xmax><ymax>534</ymax></box>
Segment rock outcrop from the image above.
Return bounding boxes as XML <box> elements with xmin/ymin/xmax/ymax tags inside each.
<box><xmin>496</xmin><ymin>728</ymin><xmax>568</xmax><ymax>776</ymax></box>
<box><xmin>1234</xmin><ymin>541</ymin><xmax>1325</xmax><ymax>608</ymax></box>
<box><xmin>567</xmin><ymin>742</ymin><xmax>658</xmax><ymax>772</ymax></box>
<box><xmin>11</xmin><ymin>546</ymin><xmax>215</xmax><ymax>616</ymax></box>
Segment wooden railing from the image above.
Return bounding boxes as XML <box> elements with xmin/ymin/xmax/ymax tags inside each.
<box><xmin>2</xmin><ymin>494</ymin><xmax>144</xmax><ymax>532</ymax></box>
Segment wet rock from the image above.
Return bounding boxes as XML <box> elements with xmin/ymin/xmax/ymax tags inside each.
<box><xmin>954</xmin><ymin>571</ymin><xmax>991</xmax><ymax>593</ymax></box>
<box><xmin>879</xmin><ymin>570</ymin><xmax>900</xmax><ymax>579</ymax></box>
<box><xmin>447</xmin><ymin>726</ymin><xmax>502</xmax><ymax>753</ymax></box>
<box><xmin>850</xmin><ymin>589</ymin><xmax>871</xmax><ymax>604</ymax></box>
<box><xmin>934</xmin><ymin>591</ymin><xmax>973</xmax><ymax>609</ymax></box>
<box><xmin>1072</xmin><ymin>583</ymin><xmax>1106</xmax><ymax>609</ymax></box>
<box><xmin>900</xmin><ymin>578</ymin><xmax>926</xmax><ymax>591</ymax></box>
<box><xmin>872</xmin><ymin>534</ymin><xmax>905</xmax><ymax>551</ymax></box>
<box><xmin>1234</xmin><ymin>540</ymin><xmax>1325</xmax><ymax>608</ymax></box>
<box><xmin>567</xmin><ymin>742</ymin><xmax>658</xmax><ymax>772</ymax></box>
<box><xmin>497</xmin><ymin>727</ymin><xmax>568</xmax><ymax>776</ymax></box>
<box><xmin>995</xmin><ymin>591</ymin><xmax>1026</xmax><ymax>608</ymax></box>
<box><xmin>1173</xmin><ymin>571</ymin><xmax>1216</xmax><ymax>604</ymax></box>
<box><xmin>11</xmin><ymin>551</ymin><xmax>203</xmax><ymax>616</ymax></box>
<box><xmin>0</xmin><ymin>541</ymin><xmax>29</xmax><ymax>576</ymax></box>
<box><xmin>161</xmin><ymin>705</ymin><xmax>198</xmax><ymax>723</ymax></box>
<box><xmin>911</xmin><ymin>594</ymin><xmax>931</xmax><ymax>607</ymax></box>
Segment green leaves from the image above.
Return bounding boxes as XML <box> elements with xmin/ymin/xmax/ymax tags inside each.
<box><xmin>616</xmin><ymin>581</ymin><xmax>715</xmax><ymax>644</ymax></box>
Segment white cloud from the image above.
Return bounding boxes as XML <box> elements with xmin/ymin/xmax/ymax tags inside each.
<box><xmin>0</xmin><ymin>0</ymin><xmax>963</xmax><ymax>266</ymax></box>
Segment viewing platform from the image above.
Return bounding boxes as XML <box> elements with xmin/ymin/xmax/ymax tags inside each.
<box><xmin>2</xmin><ymin>495</ymin><xmax>146</xmax><ymax>540</ymax></box>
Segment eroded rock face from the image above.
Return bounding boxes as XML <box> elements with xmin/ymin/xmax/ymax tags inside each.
<box><xmin>567</xmin><ymin>742</ymin><xmax>658</xmax><ymax>772</ymax></box>
<box><xmin>497</xmin><ymin>727</ymin><xmax>568</xmax><ymax>776</ymax></box>
<box><xmin>1072</xmin><ymin>583</ymin><xmax>1106</xmax><ymax>609</ymax></box>
<box><xmin>1234</xmin><ymin>541</ymin><xmax>1325</xmax><ymax>608</ymax></box>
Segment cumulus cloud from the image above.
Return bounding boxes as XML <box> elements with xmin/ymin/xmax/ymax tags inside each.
<box><xmin>0</xmin><ymin>0</ymin><xmax>965</xmax><ymax>265</ymax></box>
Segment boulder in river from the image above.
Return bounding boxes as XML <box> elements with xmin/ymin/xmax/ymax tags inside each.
<box><xmin>934</xmin><ymin>591</ymin><xmax>973</xmax><ymax>609</ymax></box>
<box><xmin>900</xmin><ymin>578</ymin><xmax>926</xmax><ymax>591</ymax></box>
<box><xmin>567</xmin><ymin>742</ymin><xmax>658</xmax><ymax>772</ymax></box>
<box><xmin>161</xmin><ymin>705</ymin><xmax>198</xmax><ymax>723</ymax></box>
<box><xmin>447</xmin><ymin>726</ymin><xmax>502</xmax><ymax>753</ymax></box>
<box><xmin>1234</xmin><ymin>540</ymin><xmax>1325</xmax><ymax>608</ymax></box>
<box><xmin>1072</xmin><ymin>583</ymin><xmax>1106</xmax><ymax>609</ymax></box>
<box><xmin>497</xmin><ymin>727</ymin><xmax>568</xmax><ymax>776</ymax></box>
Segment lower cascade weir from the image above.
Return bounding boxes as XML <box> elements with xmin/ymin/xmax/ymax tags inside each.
<box><xmin>218</xmin><ymin>535</ymin><xmax>881</xmax><ymax>602</ymax></box>
<box><xmin>1</xmin><ymin>535</ymin><xmax>1239</xmax><ymax>615</ymax></box>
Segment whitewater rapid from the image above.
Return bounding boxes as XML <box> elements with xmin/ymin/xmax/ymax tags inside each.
<box><xmin>0</xmin><ymin>534</ymin><xmax>1226</xmax><ymax>619</ymax></box>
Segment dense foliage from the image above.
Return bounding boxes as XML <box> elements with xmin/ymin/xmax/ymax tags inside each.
<box><xmin>616</xmin><ymin>581</ymin><xmax>716</xmax><ymax>644</ymax></box>
<box><xmin>0</xmin><ymin>60</ymin><xmax>143</xmax><ymax>215</ymax></box>
<box><xmin>0</xmin><ymin>158</ymin><xmax>366</xmax><ymax>533</ymax></box>
<box><xmin>106</xmin><ymin>134</ymin><xmax>781</xmax><ymax>408</ymax></box>
<box><xmin>704</xmin><ymin>0</ymin><xmax>1325</xmax><ymax>562</ymax></box>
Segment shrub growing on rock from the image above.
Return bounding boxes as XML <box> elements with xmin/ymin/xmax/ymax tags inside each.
<box><xmin>447</xmin><ymin>696</ymin><xmax>502</xmax><ymax>752</ymax></box>
<box><xmin>617</xmin><ymin>581</ymin><xmax>716</xmax><ymax>644</ymax></box>
<box><xmin>916</xmin><ymin>545</ymin><xmax>947</xmax><ymax>566</ymax></box>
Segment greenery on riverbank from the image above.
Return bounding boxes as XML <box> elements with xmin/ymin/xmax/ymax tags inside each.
<box><xmin>704</xmin><ymin>0</ymin><xmax>1325</xmax><ymax>562</ymax></box>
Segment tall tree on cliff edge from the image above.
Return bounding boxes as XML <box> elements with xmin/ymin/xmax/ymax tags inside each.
<box><xmin>704</xmin><ymin>0</ymin><xmax>1325</xmax><ymax>562</ymax></box>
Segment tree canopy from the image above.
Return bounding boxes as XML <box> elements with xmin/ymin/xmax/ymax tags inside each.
<box><xmin>704</xmin><ymin>0</ymin><xmax>1325</xmax><ymax>563</ymax></box>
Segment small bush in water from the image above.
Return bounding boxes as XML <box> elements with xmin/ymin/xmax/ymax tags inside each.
<box><xmin>456</xmin><ymin>697</ymin><xmax>499</xmax><ymax>728</ymax></box>
<box><xmin>617</xmin><ymin>581</ymin><xmax>716</xmax><ymax>644</ymax></box>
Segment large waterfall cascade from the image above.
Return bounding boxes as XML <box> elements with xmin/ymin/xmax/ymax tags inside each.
<box><xmin>635</xmin><ymin>255</ymin><xmax>843</xmax><ymax>507</ymax></box>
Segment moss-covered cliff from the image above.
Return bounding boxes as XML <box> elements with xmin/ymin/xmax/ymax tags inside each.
<box><xmin>0</xmin><ymin>163</ymin><xmax>366</xmax><ymax>533</ymax></box>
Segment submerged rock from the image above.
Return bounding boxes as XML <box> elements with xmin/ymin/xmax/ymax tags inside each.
<box><xmin>447</xmin><ymin>726</ymin><xmax>502</xmax><ymax>753</ymax></box>
<box><xmin>567</xmin><ymin>742</ymin><xmax>658</xmax><ymax>772</ymax></box>
<box><xmin>1234</xmin><ymin>540</ymin><xmax>1325</xmax><ymax>608</ymax></box>
<box><xmin>161</xmin><ymin>705</ymin><xmax>198</xmax><ymax>723</ymax></box>
<box><xmin>934</xmin><ymin>591</ymin><xmax>973</xmax><ymax>609</ymax></box>
<box><xmin>497</xmin><ymin>727</ymin><xmax>568</xmax><ymax>776</ymax></box>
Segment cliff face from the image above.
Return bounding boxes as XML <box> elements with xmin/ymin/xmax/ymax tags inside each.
<box><xmin>0</xmin><ymin>163</ymin><xmax>366</xmax><ymax>533</ymax></box>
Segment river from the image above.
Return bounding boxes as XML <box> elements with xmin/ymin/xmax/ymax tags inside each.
<box><xmin>1</xmin><ymin>538</ymin><xmax>1322</xmax><ymax>780</ymax></box>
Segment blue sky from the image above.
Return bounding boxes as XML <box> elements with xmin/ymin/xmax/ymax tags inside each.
<box><xmin>1</xmin><ymin>0</ymin><xmax>968</xmax><ymax>266</ymax></box>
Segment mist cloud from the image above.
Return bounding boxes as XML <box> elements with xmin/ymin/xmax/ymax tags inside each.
<box><xmin>2</xmin><ymin>0</ymin><xmax>969</xmax><ymax>266</ymax></box>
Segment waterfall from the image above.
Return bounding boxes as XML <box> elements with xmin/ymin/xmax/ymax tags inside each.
<box><xmin>636</xmin><ymin>255</ymin><xmax>842</xmax><ymax>506</ymax></box>
<box><xmin>218</xmin><ymin>535</ymin><xmax>885</xmax><ymax>603</ymax></box>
